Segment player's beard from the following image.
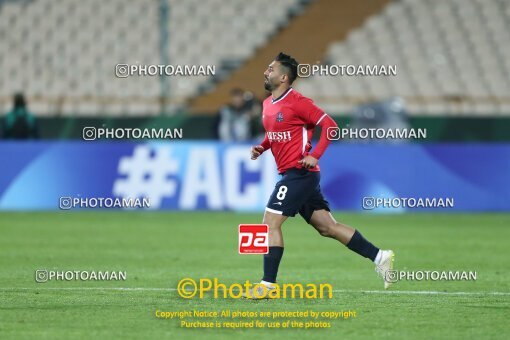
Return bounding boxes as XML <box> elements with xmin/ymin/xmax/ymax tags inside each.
<box><xmin>264</xmin><ymin>78</ymin><xmax>275</xmax><ymax>91</ymax></box>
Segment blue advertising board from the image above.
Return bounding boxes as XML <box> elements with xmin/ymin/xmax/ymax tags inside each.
<box><xmin>0</xmin><ymin>141</ymin><xmax>509</xmax><ymax>211</ymax></box>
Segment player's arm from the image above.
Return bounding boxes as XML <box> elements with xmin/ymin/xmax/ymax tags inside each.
<box><xmin>298</xmin><ymin>114</ymin><xmax>337</xmax><ymax>168</ymax></box>
<box><xmin>296</xmin><ymin>98</ymin><xmax>337</xmax><ymax>168</ymax></box>
<box><xmin>251</xmin><ymin>134</ymin><xmax>270</xmax><ymax>160</ymax></box>
<box><xmin>311</xmin><ymin>113</ymin><xmax>337</xmax><ymax>160</ymax></box>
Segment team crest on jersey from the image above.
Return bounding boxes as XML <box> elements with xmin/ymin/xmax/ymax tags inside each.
<box><xmin>276</xmin><ymin>112</ymin><xmax>284</xmax><ymax>122</ymax></box>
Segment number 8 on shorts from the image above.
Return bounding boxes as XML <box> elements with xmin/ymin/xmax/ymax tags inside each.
<box><xmin>276</xmin><ymin>186</ymin><xmax>288</xmax><ymax>200</ymax></box>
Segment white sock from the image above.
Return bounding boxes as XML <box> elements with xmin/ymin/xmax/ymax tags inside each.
<box><xmin>374</xmin><ymin>250</ymin><xmax>383</xmax><ymax>265</ymax></box>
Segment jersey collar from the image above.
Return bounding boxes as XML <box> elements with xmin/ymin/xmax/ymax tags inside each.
<box><xmin>271</xmin><ymin>87</ymin><xmax>293</xmax><ymax>104</ymax></box>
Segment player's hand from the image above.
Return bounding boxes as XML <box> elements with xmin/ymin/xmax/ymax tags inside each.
<box><xmin>251</xmin><ymin>145</ymin><xmax>265</xmax><ymax>160</ymax></box>
<box><xmin>298</xmin><ymin>155</ymin><xmax>318</xmax><ymax>169</ymax></box>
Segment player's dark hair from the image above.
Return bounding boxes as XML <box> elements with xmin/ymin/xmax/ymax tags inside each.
<box><xmin>275</xmin><ymin>52</ymin><xmax>298</xmax><ymax>84</ymax></box>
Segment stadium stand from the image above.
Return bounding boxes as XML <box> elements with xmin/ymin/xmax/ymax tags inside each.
<box><xmin>1</xmin><ymin>0</ymin><xmax>509</xmax><ymax>117</ymax></box>
<box><xmin>294</xmin><ymin>0</ymin><xmax>510</xmax><ymax>115</ymax></box>
<box><xmin>0</xmin><ymin>0</ymin><xmax>304</xmax><ymax>116</ymax></box>
<box><xmin>191</xmin><ymin>0</ymin><xmax>390</xmax><ymax>113</ymax></box>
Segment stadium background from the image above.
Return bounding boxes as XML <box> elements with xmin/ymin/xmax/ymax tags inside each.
<box><xmin>1</xmin><ymin>0</ymin><xmax>509</xmax><ymax>339</ymax></box>
<box><xmin>1</xmin><ymin>0</ymin><xmax>509</xmax><ymax>211</ymax></box>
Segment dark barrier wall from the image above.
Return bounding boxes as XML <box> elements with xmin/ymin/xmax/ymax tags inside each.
<box><xmin>1</xmin><ymin>141</ymin><xmax>508</xmax><ymax>211</ymax></box>
<box><xmin>2</xmin><ymin>116</ymin><xmax>510</xmax><ymax>141</ymax></box>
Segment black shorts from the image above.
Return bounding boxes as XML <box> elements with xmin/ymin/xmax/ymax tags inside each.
<box><xmin>265</xmin><ymin>168</ymin><xmax>330</xmax><ymax>224</ymax></box>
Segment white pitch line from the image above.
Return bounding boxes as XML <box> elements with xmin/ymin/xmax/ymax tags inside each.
<box><xmin>0</xmin><ymin>287</ymin><xmax>509</xmax><ymax>296</ymax></box>
<box><xmin>334</xmin><ymin>289</ymin><xmax>510</xmax><ymax>296</ymax></box>
<box><xmin>0</xmin><ymin>287</ymin><xmax>174</xmax><ymax>291</ymax></box>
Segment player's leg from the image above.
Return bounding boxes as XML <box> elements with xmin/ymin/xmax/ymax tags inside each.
<box><xmin>309</xmin><ymin>209</ymin><xmax>395</xmax><ymax>289</ymax></box>
<box><xmin>263</xmin><ymin>208</ymin><xmax>287</xmax><ymax>247</ymax></box>
<box><xmin>309</xmin><ymin>209</ymin><xmax>378</xmax><ymax>258</ymax></box>
<box><xmin>310</xmin><ymin>209</ymin><xmax>354</xmax><ymax>244</ymax></box>
<box><xmin>244</xmin><ymin>174</ymin><xmax>299</xmax><ymax>299</ymax></box>
<box><xmin>299</xmin><ymin>184</ymin><xmax>395</xmax><ymax>289</ymax></box>
<box><xmin>258</xmin><ymin>169</ymin><xmax>316</xmax><ymax>287</ymax></box>
<box><xmin>242</xmin><ymin>209</ymin><xmax>287</xmax><ymax>299</ymax></box>
<box><xmin>261</xmin><ymin>209</ymin><xmax>287</xmax><ymax>285</ymax></box>
<box><xmin>309</xmin><ymin>209</ymin><xmax>395</xmax><ymax>288</ymax></box>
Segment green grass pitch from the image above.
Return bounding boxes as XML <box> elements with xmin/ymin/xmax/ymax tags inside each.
<box><xmin>1</xmin><ymin>212</ymin><xmax>509</xmax><ymax>339</ymax></box>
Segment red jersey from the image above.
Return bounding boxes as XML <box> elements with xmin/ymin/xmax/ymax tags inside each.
<box><xmin>260</xmin><ymin>88</ymin><xmax>337</xmax><ymax>173</ymax></box>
